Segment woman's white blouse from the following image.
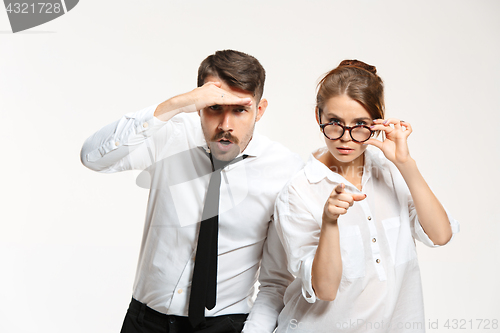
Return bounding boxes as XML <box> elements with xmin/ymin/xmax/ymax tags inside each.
<box><xmin>274</xmin><ymin>147</ymin><xmax>459</xmax><ymax>333</ymax></box>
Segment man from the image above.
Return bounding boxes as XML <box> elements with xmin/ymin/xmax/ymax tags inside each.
<box><xmin>81</xmin><ymin>50</ymin><xmax>303</xmax><ymax>333</ymax></box>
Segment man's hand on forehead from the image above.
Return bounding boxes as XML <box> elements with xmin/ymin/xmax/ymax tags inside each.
<box><xmin>154</xmin><ymin>81</ymin><xmax>253</xmax><ymax>122</ymax></box>
<box><xmin>193</xmin><ymin>81</ymin><xmax>252</xmax><ymax>111</ymax></box>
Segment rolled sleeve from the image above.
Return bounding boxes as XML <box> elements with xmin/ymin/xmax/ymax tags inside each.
<box><xmin>299</xmin><ymin>255</ymin><xmax>316</xmax><ymax>303</ymax></box>
<box><xmin>409</xmin><ymin>197</ymin><xmax>460</xmax><ymax>247</ymax></box>
<box><xmin>274</xmin><ymin>182</ymin><xmax>321</xmax><ymax>304</ymax></box>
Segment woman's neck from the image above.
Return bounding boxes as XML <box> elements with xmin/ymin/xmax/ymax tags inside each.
<box><xmin>317</xmin><ymin>150</ymin><xmax>365</xmax><ymax>190</ymax></box>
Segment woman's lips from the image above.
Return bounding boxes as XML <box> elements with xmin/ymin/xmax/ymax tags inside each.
<box><xmin>336</xmin><ymin>147</ymin><xmax>354</xmax><ymax>154</ymax></box>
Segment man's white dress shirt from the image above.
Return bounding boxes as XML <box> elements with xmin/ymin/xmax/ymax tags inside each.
<box><xmin>274</xmin><ymin>147</ymin><xmax>459</xmax><ymax>333</ymax></box>
<box><xmin>80</xmin><ymin>104</ymin><xmax>304</xmax><ymax>332</ymax></box>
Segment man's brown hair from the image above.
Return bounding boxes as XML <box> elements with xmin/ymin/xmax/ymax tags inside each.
<box><xmin>197</xmin><ymin>50</ymin><xmax>266</xmax><ymax>102</ymax></box>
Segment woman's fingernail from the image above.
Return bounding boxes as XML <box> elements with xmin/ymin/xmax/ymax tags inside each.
<box><xmin>370</xmin><ymin>125</ymin><xmax>375</xmax><ymax>129</ymax></box>
<box><xmin>383</xmin><ymin>120</ymin><xmax>388</xmax><ymax>124</ymax></box>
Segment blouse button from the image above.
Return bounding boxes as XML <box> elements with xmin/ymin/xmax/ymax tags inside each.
<box><xmin>372</xmin><ymin>238</ymin><xmax>377</xmax><ymax>243</ymax></box>
<box><xmin>177</xmin><ymin>289</ymin><xmax>183</xmax><ymax>294</ymax></box>
<box><xmin>367</xmin><ymin>216</ymin><xmax>372</xmax><ymax>221</ymax></box>
<box><xmin>143</xmin><ymin>122</ymin><xmax>149</xmax><ymax>128</ymax></box>
<box><xmin>376</xmin><ymin>259</ymin><xmax>381</xmax><ymax>263</ymax></box>
<box><xmin>115</xmin><ymin>141</ymin><xmax>120</xmax><ymax>146</ymax></box>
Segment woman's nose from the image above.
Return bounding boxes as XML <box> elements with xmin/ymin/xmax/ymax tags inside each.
<box><xmin>340</xmin><ymin>127</ymin><xmax>351</xmax><ymax>142</ymax></box>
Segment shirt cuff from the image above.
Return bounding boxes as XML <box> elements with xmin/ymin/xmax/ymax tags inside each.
<box><xmin>414</xmin><ymin>209</ymin><xmax>460</xmax><ymax>247</ymax></box>
<box><xmin>123</xmin><ymin>103</ymin><xmax>165</xmax><ymax>145</ymax></box>
<box><xmin>300</xmin><ymin>255</ymin><xmax>317</xmax><ymax>303</ymax></box>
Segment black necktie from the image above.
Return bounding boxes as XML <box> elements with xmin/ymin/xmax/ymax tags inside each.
<box><xmin>188</xmin><ymin>152</ymin><xmax>248</xmax><ymax>328</ymax></box>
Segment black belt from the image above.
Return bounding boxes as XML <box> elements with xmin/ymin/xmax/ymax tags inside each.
<box><xmin>127</xmin><ymin>298</ymin><xmax>248</xmax><ymax>329</ymax></box>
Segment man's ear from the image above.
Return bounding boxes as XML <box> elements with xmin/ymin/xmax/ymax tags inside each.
<box><xmin>255</xmin><ymin>98</ymin><xmax>268</xmax><ymax>122</ymax></box>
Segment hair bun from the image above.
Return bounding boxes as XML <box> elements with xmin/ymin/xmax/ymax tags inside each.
<box><xmin>339</xmin><ymin>59</ymin><xmax>377</xmax><ymax>75</ymax></box>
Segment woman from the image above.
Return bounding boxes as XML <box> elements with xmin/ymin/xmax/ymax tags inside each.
<box><xmin>274</xmin><ymin>60</ymin><xmax>459</xmax><ymax>332</ymax></box>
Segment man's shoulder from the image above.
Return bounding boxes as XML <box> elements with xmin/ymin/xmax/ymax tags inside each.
<box><xmin>253</xmin><ymin>132</ymin><xmax>304</xmax><ymax>171</ymax></box>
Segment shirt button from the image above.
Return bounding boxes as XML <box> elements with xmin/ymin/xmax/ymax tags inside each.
<box><xmin>177</xmin><ymin>289</ymin><xmax>183</xmax><ymax>294</ymax></box>
<box><xmin>143</xmin><ymin>122</ymin><xmax>149</xmax><ymax>128</ymax></box>
<box><xmin>115</xmin><ymin>141</ymin><xmax>120</xmax><ymax>146</ymax></box>
<box><xmin>376</xmin><ymin>259</ymin><xmax>381</xmax><ymax>263</ymax></box>
<box><xmin>367</xmin><ymin>216</ymin><xmax>372</xmax><ymax>221</ymax></box>
<box><xmin>169</xmin><ymin>317</ymin><xmax>176</xmax><ymax>324</ymax></box>
<box><xmin>372</xmin><ymin>238</ymin><xmax>377</xmax><ymax>243</ymax></box>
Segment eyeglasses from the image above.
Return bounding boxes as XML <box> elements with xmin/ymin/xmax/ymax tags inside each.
<box><xmin>319</xmin><ymin>121</ymin><xmax>373</xmax><ymax>143</ymax></box>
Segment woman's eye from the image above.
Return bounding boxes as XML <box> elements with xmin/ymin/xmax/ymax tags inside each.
<box><xmin>356</xmin><ymin>121</ymin><xmax>367</xmax><ymax>126</ymax></box>
<box><xmin>330</xmin><ymin>119</ymin><xmax>341</xmax><ymax>124</ymax></box>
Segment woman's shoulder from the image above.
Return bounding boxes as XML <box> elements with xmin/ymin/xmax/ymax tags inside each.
<box><xmin>276</xmin><ymin>152</ymin><xmax>331</xmax><ymax>202</ymax></box>
<box><xmin>365</xmin><ymin>147</ymin><xmax>401</xmax><ymax>175</ymax></box>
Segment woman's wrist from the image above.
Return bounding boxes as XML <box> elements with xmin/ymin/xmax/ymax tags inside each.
<box><xmin>322</xmin><ymin>215</ymin><xmax>338</xmax><ymax>227</ymax></box>
<box><xmin>394</xmin><ymin>156</ymin><xmax>417</xmax><ymax>172</ymax></box>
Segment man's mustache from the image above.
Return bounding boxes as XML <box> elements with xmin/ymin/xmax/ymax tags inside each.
<box><xmin>211</xmin><ymin>131</ymin><xmax>239</xmax><ymax>145</ymax></box>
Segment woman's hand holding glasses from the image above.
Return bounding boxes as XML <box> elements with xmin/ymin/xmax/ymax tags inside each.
<box><xmin>366</xmin><ymin>118</ymin><xmax>413</xmax><ymax>167</ymax></box>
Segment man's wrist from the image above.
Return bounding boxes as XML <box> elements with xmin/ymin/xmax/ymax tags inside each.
<box><xmin>154</xmin><ymin>95</ymin><xmax>196</xmax><ymax>121</ymax></box>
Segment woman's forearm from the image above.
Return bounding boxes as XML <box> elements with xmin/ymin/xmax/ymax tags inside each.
<box><xmin>396</xmin><ymin>158</ymin><xmax>452</xmax><ymax>245</ymax></box>
<box><xmin>311</xmin><ymin>220</ymin><xmax>343</xmax><ymax>301</ymax></box>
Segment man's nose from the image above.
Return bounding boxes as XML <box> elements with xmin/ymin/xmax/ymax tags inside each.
<box><xmin>218</xmin><ymin>110</ymin><xmax>233</xmax><ymax>131</ymax></box>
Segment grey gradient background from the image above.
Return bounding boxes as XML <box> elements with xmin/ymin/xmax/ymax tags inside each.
<box><xmin>1</xmin><ymin>1</ymin><xmax>499</xmax><ymax>332</ymax></box>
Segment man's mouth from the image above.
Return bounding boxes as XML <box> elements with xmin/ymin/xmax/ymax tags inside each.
<box><xmin>213</xmin><ymin>137</ymin><xmax>238</xmax><ymax>154</ymax></box>
<box><xmin>218</xmin><ymin>138</ymin><xmax>233</xmax><ymax>145</ymax></box>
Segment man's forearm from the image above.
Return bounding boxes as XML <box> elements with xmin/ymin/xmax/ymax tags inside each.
<box><xmin>80</xmin><ymin>104</ymin><xmax>164</xmax><ymax>172</ymax></box>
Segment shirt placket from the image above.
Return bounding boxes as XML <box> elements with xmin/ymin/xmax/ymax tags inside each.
<box><xmin>167</xmin><ymin>246</ymin><xmax>197</xmax><ymax>314</ymax></box>
<box><xmin>168</xmin><ymin>165</ymin><xmax>232</xmax><ymax>315</ymax></box>
<box><xmin>359</xmin><ymin>200</ymin><xmax>387</xmax><ymax>281</ymax></box>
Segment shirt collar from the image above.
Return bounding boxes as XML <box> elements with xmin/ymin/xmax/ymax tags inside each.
<box><xmin>239</xmin><ymin>131</ymin><xmax>261</xmax><ymax>158</ymax></box>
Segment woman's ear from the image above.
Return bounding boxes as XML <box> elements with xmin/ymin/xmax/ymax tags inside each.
<box><xmin>315</xmin><ymin>107</ymin><xmax>321</xmax><ymax>124</ymax></box>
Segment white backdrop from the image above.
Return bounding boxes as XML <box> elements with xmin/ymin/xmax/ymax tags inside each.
<box><xmin>1</xmin><ymin>1</ymin><xmax>499</xmax><ymax>332</ymax></box>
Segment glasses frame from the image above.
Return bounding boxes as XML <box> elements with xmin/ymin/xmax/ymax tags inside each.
<box><xmin>319</xmin><ymin>121</ymin><xmax>374</xmax><ymax>143</ymax></box>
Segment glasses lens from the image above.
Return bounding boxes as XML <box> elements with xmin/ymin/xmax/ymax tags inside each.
<box><xmin>351</xmin><ymin>126</ymin><xmax>372</xmax><ymax>142</ymax></box>
<box><xmin>324</xmin><ymin>123</ymin><xmax>344</xmax><ymax>140</ymax></box>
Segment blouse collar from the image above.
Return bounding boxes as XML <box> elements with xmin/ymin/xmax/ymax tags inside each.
<box><xmin>304</xmin><ymin>146</ymin><xmax>393</xmax><ymax>189</ymax></box>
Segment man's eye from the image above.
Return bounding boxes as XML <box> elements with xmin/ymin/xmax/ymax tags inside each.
<box><xmin>209</xmin><ymin>105</ymin><xmax>222</xmax><ymax>111</ymax></box>
<box><xmin>235</xmin><ymin>108</ymin><xmax>246</xmax><ymax>113</ymax></box>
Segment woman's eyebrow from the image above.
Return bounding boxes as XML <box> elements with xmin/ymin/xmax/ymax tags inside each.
<box><xmin>353</xmin><ymin>117</ymin><xmax>372</xmax><ymax>122</ymax></box>
<box><xmin>325</xmin><ymin>113</ymin><xmax>371</xmax><ymax>122</ymax></box>
<box><xmin>324</xmin><ymin>112</ymin><xmax>343</xmax><ymax>121</ymax></box>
